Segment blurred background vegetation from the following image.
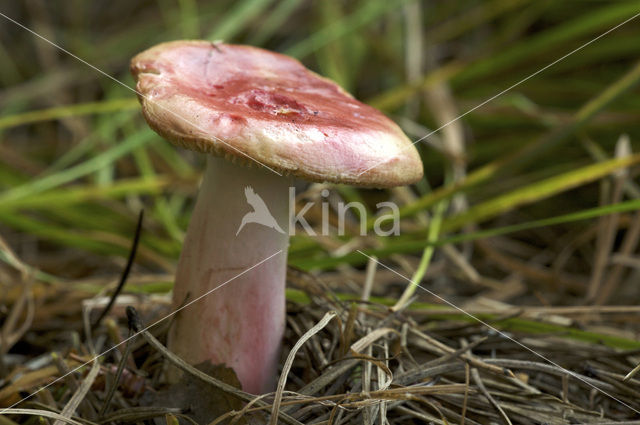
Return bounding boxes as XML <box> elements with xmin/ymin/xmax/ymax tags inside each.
<box><xmin>1</xmin><ymin>0</ymin><xmax>640</xmax><ymax>343</ymax></box>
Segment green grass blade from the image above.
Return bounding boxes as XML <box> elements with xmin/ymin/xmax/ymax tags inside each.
<box><xmin>0</xmin><ymin>129</ymin><xmax>155</xmax><ymax>202</ymax></box>
<box><xmin>454</xmin><ymin>2</ymin><xmax>640</xmax><ymax>85</ymax></box>
<box><xmin>441</xmin><ymin>153</ymin><xmax>640</xmax><ymax>232</ymax></box>
<box><xmin>0</xmin><ymin>177</ymin><xmax>171</xmax><ymax>211</ymax></box>
<box><xmin>0</xmin><ymin>98</ymin><xmax>138</xmax><ymax>131</ymax></box>
<box><xmin>292</xmin><ymin>196</ymin><xmax>640</xmax><ymax>271</ymax></box>
<box><xmin>178</xmin><ymin>0</ymin><xmax>200</xmax><ymax>38</ymax></box>
<box><xmin>249</xmin><ymin>0</ymin><xmax>304</xmax><ymax>45</ymax></box>
<box><xmin>208</xmin><ymin>0</ymin><xmax>275</xmax><ymax>41</ymax></box>
<box><xmin>285</xmin><ymin>0</ymin><xmax>411</xmax><ymax>59</ymax></box>
<box><xmin>394</xmin><ymin>59</ymin><xmax>640</xmax><ymax>222</ymax></box>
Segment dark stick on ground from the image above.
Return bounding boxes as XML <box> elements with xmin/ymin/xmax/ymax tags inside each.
<box><xmin>91</xmin><ymin>209</ymin><xmax>144</xmax><ymax>331</ymax></box>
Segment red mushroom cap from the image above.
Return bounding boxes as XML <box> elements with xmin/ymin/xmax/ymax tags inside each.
<box><xmin>131</xmin><ymin>40</ymin><xmax>423</xmax><ymax>187</ymax></box>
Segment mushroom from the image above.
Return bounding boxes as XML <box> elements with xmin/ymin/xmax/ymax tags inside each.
<box><xmin>130</xmin><ymin>41</ymin><xmax>423</xmax><ymax>394</ymax></box>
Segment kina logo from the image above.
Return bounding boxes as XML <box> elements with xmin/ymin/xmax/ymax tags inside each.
<box><xmin>236</xmin><ymin>186</ymin><xmax>286</xmax><ymax>235</ymax></box>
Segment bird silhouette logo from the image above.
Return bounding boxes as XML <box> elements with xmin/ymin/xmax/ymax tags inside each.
<box><xmin>236</xmin><ymin>186</ymin><xmax>286</xmax><ymax>236</ymax></box>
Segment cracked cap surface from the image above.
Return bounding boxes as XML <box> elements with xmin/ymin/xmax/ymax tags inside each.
<box><xmin>130</xmin><ymin>40</ymin><xmax>423</xmax><ymax>187</ymax></box>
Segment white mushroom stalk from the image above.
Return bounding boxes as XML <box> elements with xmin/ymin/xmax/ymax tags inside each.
<box><xmin>169</xmin><ymin>156</ymin><xmax>291</xmax><ymax>394</ymax></box>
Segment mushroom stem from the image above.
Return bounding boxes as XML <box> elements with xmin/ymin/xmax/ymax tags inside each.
<box><xmin>168</xmin><ymin>156</ymin><xmax>291</xmax><ymax>394</ymax></box>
